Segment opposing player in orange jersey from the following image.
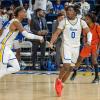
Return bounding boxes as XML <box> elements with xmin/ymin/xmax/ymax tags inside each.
<box><xmin>70</xmin><ymin>12</ymin><xmax>100</xmax><ymax>83</ymax></box>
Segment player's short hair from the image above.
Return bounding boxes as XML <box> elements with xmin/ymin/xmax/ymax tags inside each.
<box><xmin>85</xmin><ymin>12</ymin><xmax>96</xmax><ymax>23</ymax></box>
<box><xmin>65</xmin><ymin>5</ymin><xmax>79</xmax><ymax>14</ymax></box>
<box><xmin>14</xmin><ymin>6</ymin><xmax>24</xmax><ymax>17</ymax></box>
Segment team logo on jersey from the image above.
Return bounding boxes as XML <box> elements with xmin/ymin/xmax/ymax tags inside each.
<box><xmin>70</xmin><ymin>27</ymin><xmax>77</xmax><ymax>31</ymax></box>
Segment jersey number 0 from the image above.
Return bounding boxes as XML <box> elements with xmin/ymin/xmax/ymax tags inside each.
<box><xmin>71</xmin><ymin>32</ymin><xmax>75</xmax><ymax>38</ymax></box>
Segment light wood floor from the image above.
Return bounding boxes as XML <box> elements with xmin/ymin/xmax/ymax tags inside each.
<box><xmin>0</xmin><ymin>74</ymin><xmax>100</xmax><ymax>100</ymax></box>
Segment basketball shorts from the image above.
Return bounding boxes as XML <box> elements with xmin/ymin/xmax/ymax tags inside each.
<box><xmin>61</xmin><ymin>44</ymin><xmax>80</xmax><ymax>65</ymax></box>
<box><xmin>0</xmin><ymin>44</ymin><xmax>16</xmax><ymax>64</ymax></box>
<box><xmin>80</xmin><ymin>45</ymin><xmax>98</xmax><ymax>58</ymax></box>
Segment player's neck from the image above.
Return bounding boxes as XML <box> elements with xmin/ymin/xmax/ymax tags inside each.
<box><xmin>68</xmin><ymin>17</ymin><xmax>76</xmax><ymax>20</ymax></box>
<box><xmin>88</xmin><ymin>22</ymin><xmax>94</xmax><ymax>28</ymax></box>
<box><xmin>16</xmin><ymin>17</ymin><xmax>23</xmax><ymax>22</ymax></box>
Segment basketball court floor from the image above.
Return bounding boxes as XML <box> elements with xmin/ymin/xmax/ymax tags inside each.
<box><xmin>0</xmin><ymin>72</ymin><xmax>100</xmax><ymax>100</ymax></box>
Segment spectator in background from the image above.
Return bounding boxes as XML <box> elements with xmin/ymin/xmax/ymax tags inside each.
<box><xmin>53</xmin><ymin>0</ymin><xmax>64</xmax><ymax>14</ymax></box>
<box><xmin>80</xmin><ymin>0</ymin><xmax>90</xmax><ymax>17</ymax></box>
<box><xmin>97</xmin><ymin>12</ymin><xmax>100</xmax><ymax>24</ymax></box>
<box><xmin>0</xmin><ymin>1</ymin><xmax>1</xmax><ymax>6</ymax></box>
<box><xmin>65</xmin><ymin>0</ymin><xmax>75</xmax><ymax>6</ymax></box>
<box><xmin>52</xmin><ymin>13</ymin><xmax>65</xmax><ymax>69</ymax></box>
<box><xmin>46</xmin><ymin>0</ymin><xmax>53</xmax><ymax>14</ymax></box>
<box><xmin>0</xmin><ymin>9</ymin><xmax>3</xmax><ymax>31</ymax></box>
<box><xmin>27</xmin><ymin>0</ymin><xmax>33</xmax><ymax>21</ymax></box>
<box><xmin>30</xmin><ymin>8</ymin><xmax>48</xmax><ymax>70</ymax></box>
<box><xmin>9</xmin><ymin>4</ymin><xmax>15</xmax><ymax>12</ymax></box>
<box><xmin>2</xmin><ymin>7</ymin><xmax>9</xmax><ymax>23</ymax></box>
<box><xmin>74</xmin><ymin>3</ymin><xmax>82</xmax><ymax>18</ymax></box>
<box><xmin>19</xmin><ymin>0</ymin><xmax>33</xmax><ymax>22</ymax></box>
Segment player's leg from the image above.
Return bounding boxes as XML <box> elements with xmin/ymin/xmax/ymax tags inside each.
<box><xmin>55</xmin><ymin>63</ymin><xmax>71</xmax><ymax>97</ymax></box>
<box><xmin>62</xmin><ymin>64</ymin><xmax>72</xmax><ymax>83</ymax></box>
<box><xmin>59</xmin><ymin>63</ymin><xmax>71</xmax><ymax>82</ymax></box>
<box><xmin>0</xmin><ymin>46</ymin><xmax>20</xmax><ymax>78</ymax></box>
<box><xmin>7</xmin><ymin>46</ymin><xmax>20</xmax><ymax>74</ymax></box>
<box><xmin>55</xmin><ymin>44</ymin><xmax>72</xmax><ymax>96</ymax></box>
<box><xmin>70</xmin><ymin>56</ymin><xmax>84</xmax><ymax>80</ymax></box>
<box><xmin>6</xmin><ymin>59</ymin><xmax>20</xmax><ymax>75</ymax></box>
<box><xmin>70</xmin><ymin>46</ymin><xmax>90</xmax><ymax>80</ymax></box>
<box><xmin>91</xmin><ymin>45</ymin><xmax>99</xmax><ymax>83</ymax></box>
<box><xmin>13</xmin><ymin>40</ymin><xmax>21</xmax><ymax>61</ymax></box>
<box><xmin>0</xmin><ymin>63</ymin><xmax>8</xmax><ymax>78</ymax></box>
<box><xmin>0</xmin><ymin>59</ymin><xmax>20</xmax><ymax>78</ymax></box>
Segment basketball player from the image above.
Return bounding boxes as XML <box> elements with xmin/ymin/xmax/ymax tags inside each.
<box><xmin>70</xmin><ymin>12</ymin><xmax>100</xmax><ymax>83</ymax></box>
<box><xmin>48</xmin><ymin>6</ymin><xmax>92</xmax><ymax>97</ymax></box>
<box><xmin>0</xmin><ymin>6</ymin><xmax>43</xmax><ymax>78</ymax></box>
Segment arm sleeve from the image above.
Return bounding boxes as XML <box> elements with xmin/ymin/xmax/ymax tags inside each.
<box><xmin>87</xmin><ymin>32</ymin><xmax>92</xmax><ymax>43</ymax></box>
<box><xmin>81</xmin><ymin>20</ymin><xmax>92</xmax><ymax>43</ymax></box>
<box><xmin>22</xmin><ymin>30</ymin><xmax>43</xmax><ymax>40</ymax></box>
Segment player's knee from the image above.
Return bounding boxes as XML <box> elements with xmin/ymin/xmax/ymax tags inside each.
<box><xmin>92</xmin><ymin>64</ymin><xmax>98</xmax><ymax>68</ymax></box>
<box><xmin>14</xmin><ymin>62</ymin><xmax>20</xmax><ymax>72</ymax></box>
<box><xmin>16</xmin><ymin>64</ymin><xmax>20</xmax><ymax>71</ymax></box>
<box><xmin>12</xmin><ymin>59</ymin><xmax>20</xmax><ymax>71</ymax></box>
<box><xmin>16</xmin><ymin>66</ymin><xmax>20</xmax><ymax>71</ymax></box>
<box><xmin>63</xmin><ymin>64</ymin><xmax>72</xmax><ymax>71</ymax></box>
<box><xmin>92</xmin><ymin>60</ymin><xmax>97</xmax><ymax>65</ymax></box>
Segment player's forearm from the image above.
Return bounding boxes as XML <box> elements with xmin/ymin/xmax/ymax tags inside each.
<box><xmin>97</xmin><ymin>43</ymin><xmax>100</xmax><ymax>49</ymax></box>
<box><xmin>50</xmin><ymin>29</ymin><xmax>61</xmax><ymax>44</ymax></box>
<box><xmin>50</xmin><ymin>33</ymin><xmax>59</xmax><ymax>44</ymax></box>
<box><xmin>22</xmin><ymin>31</ymin><xmax>43</xmax><ymax>40</ymax></box>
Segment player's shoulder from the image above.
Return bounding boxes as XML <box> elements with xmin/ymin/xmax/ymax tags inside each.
<box><xmin>95</xmin><ymin>23</ymin><xmax>100</xmax><ymax>32</ymax></box>
<box><xmin>59</xmin><ymin>18</ymin><xmax>68</xmax><ymax>25</ymax></box>
<box><xmin>60</xmin><ymin>18</ymin><xmax>67</xmax><ymax>22</ymax></box>
<box><xmin>79</xmin><ymin>18</ymin><xmax>87</xmax><ymax>26</ymax></box>
<box><xmin>79</xmin><ymin>18</ymin><xmax>85</xmax><ymax>23</ymax></box>
<box><xmin>95</xmin><ymin>23</ymin><xmax>100</xmax><ymax>27</ymax></box>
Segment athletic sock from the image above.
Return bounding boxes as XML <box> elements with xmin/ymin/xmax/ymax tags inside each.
<box><xmin>94</xmin><ymin>64</ymin><xmax>99</xmax><ymax>78</ymax></box>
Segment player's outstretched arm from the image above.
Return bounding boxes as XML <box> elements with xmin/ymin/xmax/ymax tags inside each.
<box><xmin>14</xmin><ymin>21</ymin><xmax>43</xmax><ymax>41</ymax></box>
<box><xmin>97</xmin><ymin>25</ymin><xmax>100</xmax><ymax>50</ymax></box>
<box><xmin>48</xmin><ymin>28</ymin><xmax>62</xmax><ymax>49</ymax></box>
<box><xmin>81</xmin><ymin>20</ymin><xmax>92</xmax><ymax>46</ymax></box>
<box><xmin>85</xmin><ymin>28</ymin><xmax>92</xmax><ymax>45</ymax></box>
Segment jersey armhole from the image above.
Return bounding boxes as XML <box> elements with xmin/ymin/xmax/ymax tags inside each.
<box><xmin>80</xmin><ymin>19</ymin><xmax>83</xmax><ymax>29</ymax></box>
<box><xmin>62</xmin><ymin>18</ymin><xmax>67</xmax><ymax>31</ymax></box>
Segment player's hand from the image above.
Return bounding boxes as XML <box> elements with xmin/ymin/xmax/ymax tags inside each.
<box><xmin>46</xmin><ymin>41</ymin><xmax>54</xmax><ymax>50</ymax></box>
<box><xmin>37</xmin><ymin>31</ymin><xmax>42</xmax><ymax>36</ymax></box>
<box><xmin>41</xmin><ymin>30</ymin><xmax>48</xmax><ymax>36</ymax></box>
<box><xmin>39</xmin><ymin>36</ymin><xmax>44</xmax><ymax>43</ymax></box>
<box><xmin>84</xmin><ymin>42</ymin><xmax>91</xmax><ymax>47</ymax></box>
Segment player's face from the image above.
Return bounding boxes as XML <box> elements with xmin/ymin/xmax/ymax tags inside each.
<box><xmin>39</xmin><ymin>10</ymin><xmax>44</xmax><ymax>17</ymax></box>
<box><xmin>66</xmin><ymin>7</ymin><xmax>76</xmax><ymax>20</ymax></box>
<box><xmin>19</xmin><ymin>9</ymin><xmax>27</xmax><ymax>19</ymax></box>
<box><xmin>85</xmin><ymin>16</ymin><xmax>92</xmax><ymax>25</ymax></box>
